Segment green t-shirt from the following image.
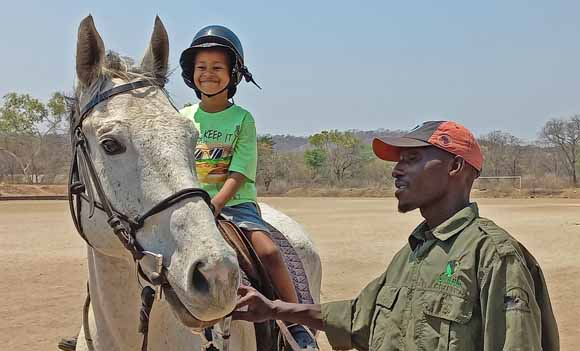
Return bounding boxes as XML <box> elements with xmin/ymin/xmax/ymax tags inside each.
<box><xmin>180</xmin><ymin>103</ymin><xmax>257</xmax><ymax>206</ymax></box>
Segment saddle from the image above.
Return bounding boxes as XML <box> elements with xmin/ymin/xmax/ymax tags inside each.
<box><xmin>216</xmin><ymin>219</ymin><xmax>317</xmax><ymax>351</ymax></box>
<box><xmin>216</xmin><ymin>219</ymin><xmax>278</xmax><ymax>351</ymax></box>
<box><xmin>217</xmin><ymin>219</ymin><xmax>277</xmax><ymax>296</ymax></box>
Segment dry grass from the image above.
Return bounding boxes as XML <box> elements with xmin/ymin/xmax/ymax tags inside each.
<box><xmin>3</xmin><ymin>183</ymin><xmax>580</xmax><ymax>199</ymax></box>
<box><xmin>0</xmin><ymin>183</ymin><xmax>67</xmax><ymax>196</ymax></box>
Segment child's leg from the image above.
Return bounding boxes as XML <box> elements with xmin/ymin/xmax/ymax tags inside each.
<box><xmin>245</xmin><ymin>230</ymin><xmax>298</xmax><ymax>303</ymax></box>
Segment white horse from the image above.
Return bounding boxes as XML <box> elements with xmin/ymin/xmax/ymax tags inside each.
<box><xmin>69</xmin><ymin>16</ymin><xmax>321</xmax><ymax>351</ymax></box>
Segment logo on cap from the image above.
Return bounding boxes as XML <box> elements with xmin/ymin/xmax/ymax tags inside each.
<box><xmin>438</xmin><ymin>134</ymin><xmax>452</xmax><ymax>146</ymax></box>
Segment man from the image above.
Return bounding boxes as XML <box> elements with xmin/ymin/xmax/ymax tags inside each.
<box><xmin>233</xmin><ymin>121</ymin><xmax>559</xmax><ymax>351</ymax></box>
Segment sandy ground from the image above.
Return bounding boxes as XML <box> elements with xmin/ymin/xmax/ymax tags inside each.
<box><xmin>1</xmin><ymin>198</ymin><xmax>579</xmax><ymax>350</ymax></box>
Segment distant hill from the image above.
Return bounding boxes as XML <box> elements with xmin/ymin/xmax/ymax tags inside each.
<box><xmin>261</xmin><ymin>129</ymin><xmax>406</xmax><ymax>152</ymax></box>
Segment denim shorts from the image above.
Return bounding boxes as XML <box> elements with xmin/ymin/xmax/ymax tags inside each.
<box><xmin>220</xmin><ymin>202</ymin><xmax>270</xmax><ymax>233</ymax></box>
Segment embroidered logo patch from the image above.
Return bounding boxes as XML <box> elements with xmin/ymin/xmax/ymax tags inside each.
<box><xmin>438</xmin><ymin>134</ymin><xmax>452</xmax><ymax>146</ymax></box>
<box><xmin>436</xmin><ymin>261</ymin><xmax>462</xmax><ymax>288</ymax></box>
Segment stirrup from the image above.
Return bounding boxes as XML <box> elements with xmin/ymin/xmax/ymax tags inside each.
<box><xmin>276</xmin><ymin>321</ymin><xmax>319</xmax><ymax>351</ymax></box>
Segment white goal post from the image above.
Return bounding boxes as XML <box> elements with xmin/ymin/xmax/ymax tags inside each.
<box><xmin>475</xmin><ymin>176</ymin><xmax>522</xmax><ymax>190</ymax></box>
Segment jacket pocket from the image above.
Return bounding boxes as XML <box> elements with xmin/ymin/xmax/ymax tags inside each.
<box><xmin>421</xmin><ymin>291</ymin><xmax>474</xmax><ymax>351</ymax></box>
<box><xmin>370</xmin><ymin>286</ymin><xmax>401</xmax><ymax>351</ymax></box>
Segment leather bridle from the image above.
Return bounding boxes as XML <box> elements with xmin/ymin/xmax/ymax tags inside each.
<box><xmin>68</xmin><ymin>77</ymin><xmax>219</xmax><ymax>350</ymax></box>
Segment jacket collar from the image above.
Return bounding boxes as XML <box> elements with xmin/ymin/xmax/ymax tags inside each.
<box><xmin>409</xmin><ymin>203</ymin><xmax>479</xmax><ymax>250</ymax></box>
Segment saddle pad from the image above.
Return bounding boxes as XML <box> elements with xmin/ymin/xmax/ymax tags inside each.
<box><xmin>264</xmin><ymin>222</ymin><xmax>315</xmax><ymax>305</ymax></box>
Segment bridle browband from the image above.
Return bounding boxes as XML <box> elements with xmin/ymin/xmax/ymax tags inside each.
<box><xmin>68</xmin><ymin>77</ymin><xmax>220</xmax><ymax>351</ymax></box>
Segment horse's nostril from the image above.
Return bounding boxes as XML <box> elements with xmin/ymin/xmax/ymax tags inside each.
<box><xmin>191</xmin><ymin>262</ymin><xmax>209</xmax><ymax>294</ymax></box>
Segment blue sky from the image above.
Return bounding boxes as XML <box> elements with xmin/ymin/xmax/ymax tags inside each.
<box><xmin>2</xmin><ymin>1</ymin><xmax>580</xmax><ymax>140</ymax></box>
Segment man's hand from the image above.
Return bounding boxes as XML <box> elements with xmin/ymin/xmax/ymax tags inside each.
<box><xmin>232</xmin><ymin>285</ymin><xmax>324</xmax><ymax>330</ymax></box>
<box><xmin>231</xmin><ymin>286</ymin><xmax>276</xmax><ymax>323</ymax></box>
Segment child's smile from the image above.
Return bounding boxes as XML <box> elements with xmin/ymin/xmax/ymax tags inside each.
<box><xmin>193</xmin><ymin>49</ymin><xmax>231</xmax><ymax>96</ymax></box>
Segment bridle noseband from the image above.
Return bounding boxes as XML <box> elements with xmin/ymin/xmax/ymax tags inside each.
<box><xmin>68</xmin><ymin>77</ymin><xmax>220</xmax><ymax>351</ymax></box>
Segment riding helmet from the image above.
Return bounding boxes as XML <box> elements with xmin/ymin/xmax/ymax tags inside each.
<box><xmin>180</xmin><ymin>25</ymin><xmax>260</xmax><ymax>99</ymax></box>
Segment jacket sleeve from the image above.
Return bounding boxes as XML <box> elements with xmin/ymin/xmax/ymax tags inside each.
<box><xmin>321</xmin><ymin>272</ymin><xmax>386</xmax><ymax>351</ymax></box>
<box><xmin>480</xmin><ymin>253</ymin><xmax>543</xmax><ymax>351</ymax></box>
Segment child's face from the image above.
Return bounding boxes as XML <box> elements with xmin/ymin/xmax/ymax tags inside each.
<box><xmin>193</xmin><ymin>49</ymin><xmax>231</xmax><ymax>96</ymax></box>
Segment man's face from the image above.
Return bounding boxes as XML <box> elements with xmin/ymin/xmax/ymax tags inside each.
<box><xmin>391</xmin><ymin>146</ymin><xmax>452</xmax><ymax>213</ymax></box>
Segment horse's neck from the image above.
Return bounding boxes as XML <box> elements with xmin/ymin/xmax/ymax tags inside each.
<box><xmin>87</xmin><ymin>247</ymin><xmax>204</xmax><ymax>351</ymax></box>
<box><xmin>87</xmin><ymin>248</ymin><xmax>142</xmax><ymax>350</ymax></box>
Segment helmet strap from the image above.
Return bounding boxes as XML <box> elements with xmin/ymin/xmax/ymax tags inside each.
<box><xmin>200</xmin><ymin>85</ymin><xmax>229</xmax><ymax>98</ymax></box>
<box><xmin>240</xmin><ymin>65</ymin><xmax>262</xmax><ymax>90</ymax></box>
<box><xmin>197</xmin><ymin>75</ymin><xmax>232</xmax><ymax>98</ymax></box>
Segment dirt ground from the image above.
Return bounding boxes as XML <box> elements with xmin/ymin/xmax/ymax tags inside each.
<box><xmin>1</xmin><ymin>198</ymin><xmax>579</xmax><ymax>350</ymax></box>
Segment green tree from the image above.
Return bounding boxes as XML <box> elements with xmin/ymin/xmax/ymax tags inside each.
<box><xmin>0</xmin><ymin>93</ymin><xmax>47</xmax><ymax>135</ymax></box>
<box><xmin>308</xmin><ymin>130</ymin><xmax>364</xmax><ymax>183</ymax></box>
<box><xmin>304</xmin><ymin>148</ymin><xmax>327</xmax><ymax>172</ymax></box>
<box><xmin>258</xmin><ymin>135</ymin><xmax>274</xmax><ymax>150</ymax></box>
<box><xmin>46</xmin><ymin>92</ymin><xmax>69</xmax><ymax>134</ymax></box>
<box><xmin>0</xmin><ymin>92</ymin><xmax>68</xmax><ymax>183</ymax></box>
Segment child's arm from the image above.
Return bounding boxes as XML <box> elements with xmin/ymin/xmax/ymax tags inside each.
<box><xmin>213</xmin><ymin>113</ymin><xmax>257</xmax><ymax>215</ymax></box>
<box><xmin>211</xmin><ymin>172</ymin><xmax>246</xmax><ymax>216</ymax></box>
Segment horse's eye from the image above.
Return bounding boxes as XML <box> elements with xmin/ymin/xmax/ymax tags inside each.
<box><xmin>100</xmin><ymin>138</ymin><xmax>125</xmax><ymax>155</ymax></box>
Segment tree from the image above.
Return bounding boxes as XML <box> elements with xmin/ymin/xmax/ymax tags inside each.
<box><xmin>46</xmin><ymin>92</ymin><xmax>69</xmax><ymax>134</ymax></box>
<box><xmin>257</xmin><ymin>135</ymin><xmax>283</xmax><ymax>192</ymax></box>
<box><xmin>304</xmin><ymin>148</ymin><xmax>327</xmax><ymax>172</ymax></box>
<box><xmin>0</xmin><ymin>93</ymin><xmax>47</xmax><ymax>134</ymax></box>
<box><xmin>308</xmin><ymin>130</ymin><xmax>364</xmax><ymax>183</ymax></box>
<box><xmin>540</xmin><ymin>116</ymin><xmax>580</xmax><ymax>186</ymax></box>
<box><xmin>0</xmin><ymin>92</ymin><xmax>68</xmax><ymax>183</ymax></box>
<box><xmin>478</xmin><ymin>131</ymin><xmax>523</xmax><ymax>176</ymax></box>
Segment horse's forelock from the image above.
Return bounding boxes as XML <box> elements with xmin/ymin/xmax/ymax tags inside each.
<box><xmin>68</xmin><ymin>50</ymin><xmax>172</xmax><ymax>131</ymax></box>
<box><xmin>73</xmin><ymin>51</ymin><xmax>170</xmax><ymax>97</ymax></box>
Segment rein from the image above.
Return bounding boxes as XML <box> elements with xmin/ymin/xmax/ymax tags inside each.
<box><xmin>68</xmin><ymin>78</ymin><xmax>221</xmax><ymax>351</ymax></box>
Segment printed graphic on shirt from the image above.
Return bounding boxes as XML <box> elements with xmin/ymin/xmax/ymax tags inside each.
<box><xmin>198</xmin><ymin>126</ymin><xmax>241</xmax><ymax>145</ymax></box>
<box><xmin>194</xmin><ymin>142</ymin><xmax>233</xmax><ymax>184</ymax></box>
<box><xmin>435</xmin><ymin>260</ymin><xmax>462</xmax><ymax>289</ymax></box>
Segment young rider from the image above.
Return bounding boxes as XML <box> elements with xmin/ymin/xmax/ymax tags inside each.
<box><xmin>179</xmin><ymin>25</ymin><xmax>317</xmax><ymax>349</ymax></box>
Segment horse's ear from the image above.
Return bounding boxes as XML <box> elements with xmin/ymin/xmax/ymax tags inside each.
<box><xmin>76</xmin><ymin>15</ymin><xmax>105</xmax><ymax>88</ymax></box>
<box><xmin>141</xmin><ymin>16</ymin><xmax>169</xmax><ymax>79</ymax></box>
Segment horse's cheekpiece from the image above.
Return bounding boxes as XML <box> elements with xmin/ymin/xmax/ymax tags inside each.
<box><xmin>68</xmin><ymin>78</ymin><xmax>219</xmax><ymax>351</ymax></box>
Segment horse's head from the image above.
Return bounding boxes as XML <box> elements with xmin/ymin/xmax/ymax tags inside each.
<box><xmin>72</xmin><ymin>15</ymin><xmax>241</xmax><ymax>324</ymax></box>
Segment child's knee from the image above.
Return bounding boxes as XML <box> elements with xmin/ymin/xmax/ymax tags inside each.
<box><xmin>257</xmin><ymin>242</ymin><xmax>283</xmax><ymax>267</ymax></box>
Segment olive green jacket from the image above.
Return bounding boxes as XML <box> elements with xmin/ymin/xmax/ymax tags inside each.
<box><xmin>322</xmin><ymin>203</ymin><xmax>559</xmax><ymax>351</ymax></box>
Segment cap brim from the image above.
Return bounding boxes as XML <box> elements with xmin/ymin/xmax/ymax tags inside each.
<box><xmin>372</xmin><ymin>137</ymin><xmax>431</xmax><ymax>161</ymax></box>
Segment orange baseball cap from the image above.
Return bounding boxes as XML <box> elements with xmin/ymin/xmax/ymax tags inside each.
<box><xmin>372</xmin><ymin>121</ymin><xmax>484</xmax><ymax>172</ymax></box>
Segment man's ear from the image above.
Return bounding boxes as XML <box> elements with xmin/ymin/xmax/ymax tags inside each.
<box><xmin>449</xmin><ymin>156</ymin><xmax>465</xmax><ymax>176</ymax></box>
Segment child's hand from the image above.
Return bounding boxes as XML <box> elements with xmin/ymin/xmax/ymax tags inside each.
<box><xmin>211</xmin><ymin>198</ymin><xmax>225</xmax><ymax>217</ymax></box>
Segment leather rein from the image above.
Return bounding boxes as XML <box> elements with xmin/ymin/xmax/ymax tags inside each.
<box><xmin>68</xmin><ymin>78</ymin><xmax>219</xmax><ymax>351</ymax></box>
